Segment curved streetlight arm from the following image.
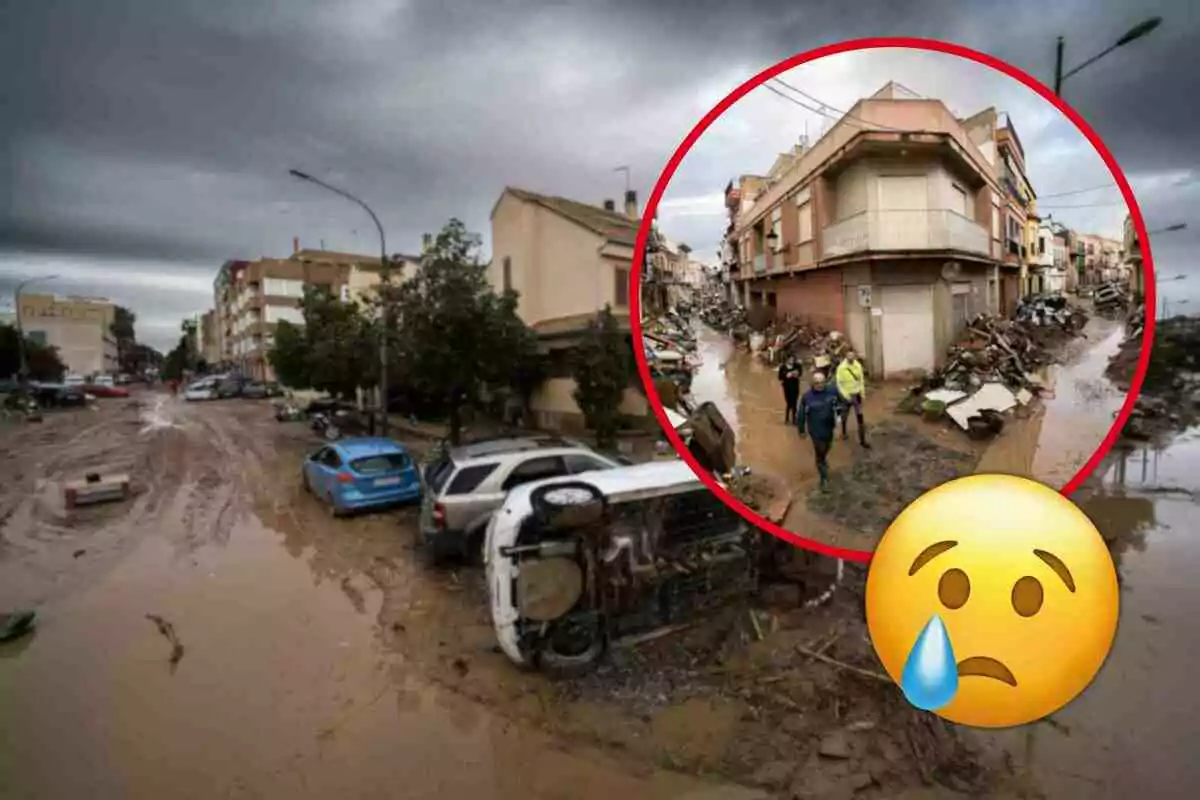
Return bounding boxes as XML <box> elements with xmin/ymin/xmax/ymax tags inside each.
<box><xmin>1057</xmin><ymin>17</ymin><xmax>1163</xmax><ymax>88</ymax></box>
<box><xmin>287</xmin><ymin>170</ymin><xmax>387</xmax><ymax>259</ymax></box>
<box><xmin>13</xmin><ymin>274</ymin><xmax>60</xmax><ymax>382</ymax></box>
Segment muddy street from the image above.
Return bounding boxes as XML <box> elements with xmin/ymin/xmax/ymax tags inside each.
<box><xmin>691</xmin><ymin>315</ymin><xmax>1129</xmax><ymax>550</ymax></box>
<box><xmin>0</xmin><ymin>393</ymin><xmax>1030</xmax><ymax>799</ymax></box>
<box><xmin>0</xmin><ymin>395</ymin><xmax>756</xmax><ymax>800</ymax></box>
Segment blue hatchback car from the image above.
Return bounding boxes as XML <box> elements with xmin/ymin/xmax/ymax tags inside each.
<box><xmin>302</xmin><ymin>438</ymin><xmax>422</xmax><ymax>516</ymax></box>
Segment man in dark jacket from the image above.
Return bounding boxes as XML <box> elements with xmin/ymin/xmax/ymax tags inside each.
<box><xmin>796</xmin><ymin>371</ymin><xmax>841</xmax><ymax>490</ymax></box>
<box><xmin>777</xmin><ymin>355</ymin><xmax>802</xmax><ymax>424</ymax></box>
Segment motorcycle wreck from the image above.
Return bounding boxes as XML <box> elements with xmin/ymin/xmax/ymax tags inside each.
<box><xmin>485</xmin><ymin>460</ymin><xmax>758</xmax><ymax>676</ymax></box>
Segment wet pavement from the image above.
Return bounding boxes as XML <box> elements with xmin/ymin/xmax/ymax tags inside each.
<box><xmin>0</xmin><ymin>396</ymin><xmax>757</xmax><ymax>800</ymax></box>
<box><xmin>691</xmin><ymin>314</ymin><xmax>1131</xmax><ymax>551</ymax></box>
<box><xmin>977</xmin><ymin>430</ymin><xmax>1200</xmax><ymax>799</ymax></box>
<box><xmin>1029</xmin><ymin>316</ymin><xmax>1127</xmax><ymax>487</ymax></box>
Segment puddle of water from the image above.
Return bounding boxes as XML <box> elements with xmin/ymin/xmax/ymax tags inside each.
<box><xmin>0</xmin><ymin>512</ymin><xmax>724</xmax><ymax>800</ymax></box>
<box><xmin>1031</xmin><ymin>318</ymin><xmax>1128</xmax><ymax>486</ymax></box>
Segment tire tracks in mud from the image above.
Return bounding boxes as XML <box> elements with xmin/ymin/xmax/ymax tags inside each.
<box><xmin>0</xmin><ymin>395</ymin><xmax>284</xmax><ymax>607</ymax></box>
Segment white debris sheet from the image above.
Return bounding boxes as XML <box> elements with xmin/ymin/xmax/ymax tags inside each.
<box><xmin>945</xmin><ymin>383</ymin><xmax>1020</xmax><ymax>431</ymax></box>
<box><xmin>663</xmin><ymin>407</ymin><xmax>688</xmax><ymax>430</ymax></box>
<box><xmin>924</xmin><ymin>389</ymin><xmax>968</xmax><ymax>405</ymax></box>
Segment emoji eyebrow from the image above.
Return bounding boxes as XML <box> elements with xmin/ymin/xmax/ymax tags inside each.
<box><xmin>1033</xmin><ymin>549</ymin><xmax>1076</xmax><ymax>593</ymax></box>
<box><xmin>908</xmin><ymin>540</ymin><xmax>959</xmax><ymax>576</ymax></box>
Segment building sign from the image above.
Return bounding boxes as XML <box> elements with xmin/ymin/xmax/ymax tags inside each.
<box><xmin>857</xmin><ymin>285</ymin><xmax>873</xmax><ymax>308</ymax></box>
<box><xmin>20</xmin><ymin>300</ymin><xmax>109</xmax><ymax>324</ymax></box>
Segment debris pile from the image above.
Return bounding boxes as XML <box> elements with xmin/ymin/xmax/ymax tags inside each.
<box><xmin>1110</xmin><ymin>315</ymin><xmax>1200</xmax><ymax>440</ymax></box>
<box><xmin>1091</xmin><ymin>280</ymin><xmax>1133</xmax><ymax>316</ymax></box>
<box><xmin>904</xmin><ymin>307</ymin><xmax>1086</xmax><ymax>437</ymax></box>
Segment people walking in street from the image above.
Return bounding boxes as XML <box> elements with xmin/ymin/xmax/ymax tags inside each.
<box><xmin>836</xmin><ymin>350</ymin><xmax>870</xmax><ymax>448</ymax></box>
<box><xmin>777</xmin><ymin>354</ymin><xmax>802</xmax><ymax>424</ymax></box>
<box><xmin>796</xmin><ymin>371</ymin><xmax>841</xmax><ymax>491</ymax></box>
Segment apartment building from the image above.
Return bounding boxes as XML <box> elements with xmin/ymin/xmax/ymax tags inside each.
<box><xmin>725</xmin><ymin>82</ymin><xmax>1013</xmax><ymax>379</ymax></box>
<box><xmin>1033</xmin><ymin>220</ymin><xmax>1069</xmax><ymax>294</ymax></box>
<box><xmin>488</xmin><ymin>186</ymin><xmax>651</xmax><ymax>431</ymax></box>
<box><xmin>995</xmin><ymin>118</ymin><xmax>1038</xmax><ymax>296</ymax></box>
<box><xmin>212</xmin><ymin>243</ymin><xmax>416</xmax><ymax>380</ymax></box>
<box><xmin>1124</xmin><ymin>214</ymin><xmax>1144</xmax><ymax>296</ymax></box>
<box><xmin>18</xmin><ymin>293</ymin><xmax>119</xmax><ymax>377</ymax></box>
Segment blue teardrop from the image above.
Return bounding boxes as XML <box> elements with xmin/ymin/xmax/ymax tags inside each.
<box><xmin>900</xmin><ymin>615</ymin><xmax>958</xmax><ymax>711</ymax></box>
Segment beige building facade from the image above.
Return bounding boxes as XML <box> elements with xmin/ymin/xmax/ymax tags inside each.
<box><xmin>727</xmin><ymin>82</ymin><xmax>1009</xmax><ymax>379</ymax></box>
<box><xmin>18</xmin><ymin>293</ymin><xmax>119</xmax><ymax>377</ymax></box>
<box><xmin>212</xmin><ymin>243</ymin><xmax>416</xmax><ymax>381</ymax></box>
<box><xmin>488</xmin><ymin>186</ymin><xmax>650</xmax><ymax>431</ymax></box>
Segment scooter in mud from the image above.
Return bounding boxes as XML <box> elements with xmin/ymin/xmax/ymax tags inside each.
<box><xmin>310</xmin><ymin>408</ymin><xmax>371</xmax><ymax>441</ymax></box>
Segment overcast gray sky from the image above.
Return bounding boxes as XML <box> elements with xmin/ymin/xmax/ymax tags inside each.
<box><xmin>2</xmin><ymin>0</ymin><xmax>1197</xmax><ymax>350</ymax></box>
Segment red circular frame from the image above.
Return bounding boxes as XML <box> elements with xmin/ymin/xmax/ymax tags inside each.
<box><xmin>629</xmin><ymin>37</ymin><xmax>1157</xmax><ymax>564</ymax></box>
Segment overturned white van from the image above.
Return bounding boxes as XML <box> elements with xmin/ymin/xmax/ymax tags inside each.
<box><xmin>485</xmin><ymin>460</ymin><xmax>758</xmax><ymax>675</ymax></box>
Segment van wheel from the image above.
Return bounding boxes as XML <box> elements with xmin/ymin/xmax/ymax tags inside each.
<box><xmin>536</xmin><ymin>616</ymin><xmax>606</xmax><ymax>678</ymax></box>
<box><xmin>530</xmin><ymin>482</ymin><xmax>605</xmax><ymax>531</ymax></box>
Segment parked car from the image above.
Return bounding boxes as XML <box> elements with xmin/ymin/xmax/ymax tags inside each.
<box><xmin>63</xmin><ymin>374</ymin><xmax>86</xmax><ymax>388</ymax></box>
<box><xmin>29</xmin><ymin>383</ymin><xmax>89</xmax><ymax>408</ymax></box>
<box><xmin>419</xmin><ymin>436</ymin><xmax>621</xmax><ymax>565</ymax></box>
<box><xmin>84</xmin><ymin>383</ymin><xmax>130</xmax><ymax>398</ymax></box>
<box><xmin>216</xmin><ymin>378</ymin><xmax>244</xmax><ymax>399</ymax></box>
<box><xmin>93</xmin><ymin>374</ymin><xmax>115</xmax><ymax>388</ymax></box>
<box><xmin>183</xmin><ymin>379</ymin><xmax>219</xmax><ymax>401</ymax></box>
<box><xmin>241</xmin><ymin>381</ymin><xmax>282</xmax><ymax>399</ymax></box>
<box><xmin>485</xmin><ymin>460</ymin><xmax>757</xmax><ymax>676</ymax></box>
<box><xmin>301</xmin><ymin>438</ymin><xmax>422</xmax><ymax>516</ymax></box>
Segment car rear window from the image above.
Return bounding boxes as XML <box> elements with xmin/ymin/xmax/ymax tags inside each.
<box><xmin>446</xmin><ymin>463</ymin><xmax>499</xmax><ymax>495</ymax></box>
<box><xmin>425</xmin><ymin>458</ymin><xmax>455</xmax><ymax>494</ymax></box>
<box><xmin>351</xmin><ymin>453</ymin><xmax>410</xmax><ymax>474</ymax></box>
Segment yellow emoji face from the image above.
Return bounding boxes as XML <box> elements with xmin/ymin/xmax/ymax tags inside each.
<box><xmin>865</xmin><ymin>474</ymin><xmax>1119</xmax><ymax>728</ymax></box>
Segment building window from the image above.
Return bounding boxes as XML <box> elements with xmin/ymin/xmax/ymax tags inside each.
<box><xmin>797</xmin><ymin>201</ymin><xmax>813</xmax><ymax>242</ymax></box>
<box><xmin>614</xmin><ymin>266</ymin><xmax>630</xmax><ymax>307</ymax></box>
<box><xmin>952</xmin><ymin>184</ymin><xmax>969</xmax><ymax>217</ymax></box>
<box><xmin>770</xmin><ymin>207</ymin><xmax>782</xmax><ymax>251</ymax></box>
<box><xmin>262</xmin><ymin>278</ymin><xmax>304</xmax><ymax>298</ymax></box>
<box><xmin>502</xmin><ymin>257</ymin><xmax>512</xmax><ymax>293</ymax></box>
<box><xmin>264</xmin><ymin>305</ymin><xmax>305</xmax><ymax>325</ymax></box>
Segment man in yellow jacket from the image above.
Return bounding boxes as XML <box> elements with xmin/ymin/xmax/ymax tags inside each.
<box><xmin>835</xmin><ymin>350</ymin><xmax>870</xmax><ymax>448</ymax></box>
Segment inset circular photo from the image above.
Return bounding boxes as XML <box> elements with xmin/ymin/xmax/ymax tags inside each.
<box><xmin>632</xmin><ymin>40</ymin><xmax>1155</xmax><ymax>557</ymax></box>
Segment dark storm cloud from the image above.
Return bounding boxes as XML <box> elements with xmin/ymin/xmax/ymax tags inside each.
<box><xmin>2</xmin><ymin>0</ymin><xmax>1197</xmax><ymax>334</ymax></box>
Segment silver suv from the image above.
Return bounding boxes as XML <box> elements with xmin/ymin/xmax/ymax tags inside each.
<box><xmin>418</xmin><ymin>436</ymin><xmax>621</xmax><ymax>564</ymax></box>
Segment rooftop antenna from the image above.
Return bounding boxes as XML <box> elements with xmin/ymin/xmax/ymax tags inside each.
<box><xmin>614</xmin><ymin>165</ymin><xmax>631</xmax><ymax>194</ymax></box>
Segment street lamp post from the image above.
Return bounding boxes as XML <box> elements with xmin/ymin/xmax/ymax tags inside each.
<box><xmin>288</xmin><ymin>169</ymin><xmax>392</xmax><ymax>437</ymax></box>
<box><xmin>1054</xmin><ymin>17</ymin><xmax>1163</xmax><ymax>96</ymax></box>
<box><xmin>13</xmin><ymin>275</ymin><xmax>60</xmax><ymax>384</ymax></box>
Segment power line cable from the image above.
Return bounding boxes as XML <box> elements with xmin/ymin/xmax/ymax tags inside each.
<box><xmin>769</xmin><ymin>78</ymin><xmax>909</xmax><ymax>133</ymax></box>
<box><xmin>1037</xmin><ymin>201</ymin><xmax>1128</xmax><ymax>209</ymax></box>
<box><xmin>1037</xmin><ymin>183</ymin><xmax>1119</xmax><ymax>199</ymax></box>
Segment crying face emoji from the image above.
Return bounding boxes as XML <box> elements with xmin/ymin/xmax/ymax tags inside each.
<box><xmin>865</xmin><ymin>474</ymin><xmax>1119</xmax><ymax>728</ymax></box>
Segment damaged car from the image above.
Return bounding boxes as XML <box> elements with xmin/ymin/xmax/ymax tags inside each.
<box><xmin>485</xmin><ymin>460</ymin><xmax>757</xmax><ymax>676</ymax></box>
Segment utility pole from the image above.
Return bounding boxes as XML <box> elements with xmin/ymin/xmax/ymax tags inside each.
<box><xmin>288</xmin><ymin>169</ymin><xmax>392</xmax><ymax>436</ymax></box>
<box><xmin>1053</xmin><ymin>36</ymin><xmax>1064</xmax><ymax>95</ymax></box>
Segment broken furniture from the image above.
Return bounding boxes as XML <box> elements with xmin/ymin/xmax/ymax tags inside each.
<box><xmin>64</xmin><ymin>472</ymin><xmax>131</xmax><ymax>509</ymax></box>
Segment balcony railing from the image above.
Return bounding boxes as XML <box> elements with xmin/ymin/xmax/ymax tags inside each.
<box><xmin>821</xmin><ymin>210</ymin><xmax>989</xmax><ymax>259</ymax></box>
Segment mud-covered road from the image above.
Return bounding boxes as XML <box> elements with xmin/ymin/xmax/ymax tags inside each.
<box><xmin>0</xmin><ymin>394</ymin><xmax>1017</xmax><ymax>799</ymax></box>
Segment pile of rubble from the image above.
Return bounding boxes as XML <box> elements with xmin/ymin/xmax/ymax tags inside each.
<box><xmin>1110</xmin><ymin>315</ymin><xmax>1200</xmax><ymax>440</ymax></box>
<box><xmin>906</xmin><ymin>307</ymin><xmax>1086</xmax><ymax>439</ymax></box>
<box><xmin>643</xmin><ymin>310</ymin><xmax>699</xmax><ymax>395</ymax></box>
<box><xmin>1091</xmin><ymin>280</ymin><xmax>1132</xmax><ymax>315</ymax></box>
